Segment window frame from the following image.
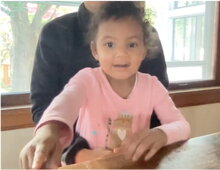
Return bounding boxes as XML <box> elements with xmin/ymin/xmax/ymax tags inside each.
<box><xmin>174</xmin><ymin>1</ymin><xmax>205</xmax><ymax>9</ymax></box>
<box><xmin>1</xmin><ymin>2</ymin><xmax>220</xmax><ymax>131</ymax></box>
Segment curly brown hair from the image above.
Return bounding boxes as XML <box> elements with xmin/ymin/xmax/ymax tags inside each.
<box><xmin>87</xmin><ymin>1</ymin><xmax>150</xmax><ymax>46</ymax></box>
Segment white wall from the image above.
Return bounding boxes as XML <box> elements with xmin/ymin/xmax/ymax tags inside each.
<box><xmin>1</xmin><ymin>128</ymin><xmax>34</xmax><ymax>169</ymax></box>
<box><xmin>1</xmin><ymin>103</ymin><xmax>220</xmax><ymax>169</ymax></box>
<box><xmin>179</xmin><ymin>103</ymin><xmax>220</xmax><ymax>137</ymax></box>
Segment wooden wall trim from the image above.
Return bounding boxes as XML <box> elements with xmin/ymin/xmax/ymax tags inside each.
<box><xmin>168</xmin><ymin>80</ymin><xmax>217</xmax><ymax>90</ymax></box>
<box><xmin>1</xmin><ymin>87</ymin><xmax>220</xmax><ymax>131</ymax></box>
<box><xmin>1</xmin><ymin>107</ymin><xmax>35</xmax><ymax>131</ymax></box>
<box><xmin>170</xmin><ymin>87</ymin><xmax>220</xmax><ymax>107</ymax></box>
<box><xmin>2</xmin><ymin>93</ymin><xmax>31</xmax><ymax>107</ymax></box>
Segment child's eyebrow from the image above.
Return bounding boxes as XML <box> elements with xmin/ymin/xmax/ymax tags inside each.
<box><xmin>100</xmin><ymin>36</ymin><xmax>115</xmax><ymax>40</ymax></box>
<box><xmin>100</xmin><ymin>35</ymin><xmax>142</xmax><ymax>41</ymax></box>
<box><xmin>127</xmin><ymin>35</ymin><xmax>142</xmax><ymax>40</ymax></box>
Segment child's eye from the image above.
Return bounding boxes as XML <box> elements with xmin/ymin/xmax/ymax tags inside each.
<box><xmin>128</xmin><ymin>43</ymin><xmax>138</xmax><ymax>48</ymax></box>
<box><xmin>105</xmin><ymin>42</ymin><xmax>114</xmax><ymax>48</ymax></box>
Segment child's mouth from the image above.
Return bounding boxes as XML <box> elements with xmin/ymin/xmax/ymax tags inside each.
<box><xmin>113</xmin><ymin>64</ymin><xmax>130</xmax><ymax>68</ymax></box>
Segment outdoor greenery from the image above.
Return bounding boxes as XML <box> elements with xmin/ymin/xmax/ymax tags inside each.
<box><xmin>0</xmin><ymin>1</ymin><xmax>80</xmax><ymax>92</ymax></box>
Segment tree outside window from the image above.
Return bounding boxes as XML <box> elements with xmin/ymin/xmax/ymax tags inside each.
<box><xmin>0</xmin><ymin>1</ymin><xmax>81</xmax><ymax>93</ymax></box>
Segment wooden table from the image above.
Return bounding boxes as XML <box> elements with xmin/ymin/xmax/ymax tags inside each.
<box><xmin>60</xmin><ymin>132</ymin><xmax>220</xmax><ymax>169</ymax></box>
<box><xmin>129</xmin><ymin>132</ymin><xmax>220</xmax><ymax>169</ymax></box>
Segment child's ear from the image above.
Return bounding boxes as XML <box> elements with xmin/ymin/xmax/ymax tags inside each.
<box><xmin>90</xmin><ymin>41</ymin><xmax>99</xmax><ymax>61</ymax></box>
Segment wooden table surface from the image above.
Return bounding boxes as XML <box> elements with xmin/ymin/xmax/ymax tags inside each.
<box><xmin>128</xmin><ymin>132</ymin><xmax>220</xmax><ymax>169</ymax></box>
<box><xmin>60</xmin><ymin>132</ymin><xmax>220</xmax><ymax>169</ymax></box>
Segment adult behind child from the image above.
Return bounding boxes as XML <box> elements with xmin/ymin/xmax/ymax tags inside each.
<box><xmin>20</xmin><ymin>2</ymin><xmax>190</xmax><ymax>169</ymax></box>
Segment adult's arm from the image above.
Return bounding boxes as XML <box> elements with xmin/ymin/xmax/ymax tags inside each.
<box><xmin>31</xmin><ymin>19</ymin><xmax>70</xmax><ymax>123</ymax></box>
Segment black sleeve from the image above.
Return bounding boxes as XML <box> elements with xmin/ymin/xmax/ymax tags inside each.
<box><xmin>61</xmin><ymin>133</ymin><xmax>90</xmax><ymax>164</ymax></box>
<box><xmin>139</xmin><ymin>26</ymin><xmax>169</xmax><ymax>128</ymax></box>
<box><xmin>139</xmin><ymin>25</ymin><xmax>169</xmax><ymax>88</ymax></box>
<box><xmin>31</xmin><ymin>21</ymin><xmax>68</xmax><ymax>123</ymax></box>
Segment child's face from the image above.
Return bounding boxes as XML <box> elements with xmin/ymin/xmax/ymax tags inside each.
<box><xmin>91</xmin><ymin>17</ymin><xmax>147</xmax><ymax>81</ymax></box>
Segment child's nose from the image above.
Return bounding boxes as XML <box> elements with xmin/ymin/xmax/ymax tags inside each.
<box><xmin>115</xmin><ymin>46</ymin><xmax>128</xmax><ymax>58</ymax></box>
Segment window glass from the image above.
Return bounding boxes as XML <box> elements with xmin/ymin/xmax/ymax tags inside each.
<box><xmin>0</xmin><ymin>1</ymin><xmax>218</xmax><ymax>94</ymax></box>
<box><xmin>145</xmin><ymin>1</ymin><xmax>217</xmax><ymax>83</ymax></box>
<box><xmin>174</xmin><ymin>1</ymin><xmax>204</xmax><ymax>9</ymax></box>
<box><xmin>0</xmin><ymin>1</ymin><xmax>81</xmax><ymax>93</ymax></box>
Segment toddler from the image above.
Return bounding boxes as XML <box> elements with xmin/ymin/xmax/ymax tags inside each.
<box><xmin>19</xmin><ymin>2</ymin><xmax>190</xmax><ymax>169</ymax></box>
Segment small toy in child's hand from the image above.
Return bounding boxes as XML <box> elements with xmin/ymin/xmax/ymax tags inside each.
<box><xmin>106</xmin><ymin>114</ymin><xmax>133</xmax><ymax>150</ymax></box>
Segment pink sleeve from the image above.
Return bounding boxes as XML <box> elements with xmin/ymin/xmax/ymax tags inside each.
<box><xmin>151</xmin><ymin>77</ymin><xmax>191</xmax><ymax>145</ymax></box>
<box><xmin>35</xmin><ymin>70</ymin><xmax>88</xmax><ymax>149</ymax></box>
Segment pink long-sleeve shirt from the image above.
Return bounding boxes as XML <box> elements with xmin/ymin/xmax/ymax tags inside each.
<box><xmin>36</xmin><ymin>67</ymin><xmax>190</xmax><ymax>149</ymax></box>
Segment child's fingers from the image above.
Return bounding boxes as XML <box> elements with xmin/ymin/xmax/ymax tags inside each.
<box><xmin>132</xmin><ymin>138</ymin><xmax>153</xmax><ymax>162</ymax></box>
<box><xmin>32</xmin><ymin>144</ymin><xmax>49</xmax><ymax>169</ymax></box>
<box><xmin>100</xmin><ymin>149</ymin><xmax>112</xmax><ymax>157</ymax></box>
<box><xmin>19</xmin><ymin>143</ymin><xmax>35</xmax><ymax>169</ymax></box>
<box><xmin>44</xmin><ymin>142</ymin><xmax>62</xmax><ymax>168</ymax></box>
<box><xmin>27</xmin><ymin>146</ymin><xmax>35</xmax><ymax>169</ymax></box>
<box><xmin>125</xmin><ymin>130</ymin><xmax>149</xmax><ymax>160</ymax></box>
<box><xmin>97</xmin><ymin>148</ymin><xmax>112</xmax><ymax>154</ymax></box>
<box><xmin>144</xmin><ymin>143</ymin><xmax>160</xmax><ymax>161</ymax></box>
<box><xmin>113</xmin><ymin>147</ymin><xmax>121</xmax><ymax>153</ymax></box>
<box><xmin>20</xmin><ymin>154</ymin><xmax>29</xmax><ymax>169</ymax></box>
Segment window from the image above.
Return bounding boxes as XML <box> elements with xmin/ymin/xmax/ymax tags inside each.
<box><xmin>145</xmin><ymin>1</ymin><xmax>217</xmax><ymax>84</ymax></box>
<box><xmin>1</xmin><ymin>1</ymin><xmax>220</xmax><ymax>131</ymax></box>
<box><xmin>0</xmin><ymin>1</ymin><xmax>81</xmax><ymax>94</ymax></box>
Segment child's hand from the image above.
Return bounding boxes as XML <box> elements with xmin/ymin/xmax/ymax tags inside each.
<box><xmin>75</xmin><ymin>148</ymin><xmax>112</xmax><ymax>163</ymax></box>
<box><xmin>19</xmin><ymin>122</ymin><xmax>65</xmax><ymax>169</ymax></box>
<box><xmin>114</xmin><ymin>128</ymin><xmax>167</xmax><ymax>162</ymax></box>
